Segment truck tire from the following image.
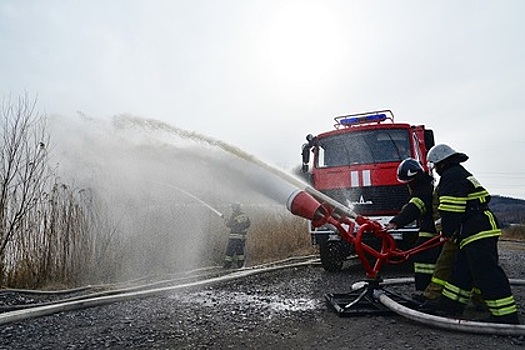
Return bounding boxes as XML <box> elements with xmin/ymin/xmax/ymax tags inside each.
<box><xmin>319</xmin><ymin>240</ymin><xmax>346</xmax><ymax>272</ymax></box>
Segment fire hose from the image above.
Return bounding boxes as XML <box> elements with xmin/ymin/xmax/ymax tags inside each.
<box><xmin>286</xmin><ymin>187</ymin><xmax>525</xmax><ymax>335</ymax></box>
<box><xmin>0</xmin><ymin>257</ymin><xmax>319</xmax><ymax>326</ymax></box>
<box><xmin>355</xmin><ymin>278</ymin><xmax>525</xmax><ymax>336</ymax></box>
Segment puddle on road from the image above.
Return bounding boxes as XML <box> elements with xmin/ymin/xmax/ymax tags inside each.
<box><xmin>168</xmin><ymin>290</ymin><xmax>322</xmax><ymax>317</ymax></box>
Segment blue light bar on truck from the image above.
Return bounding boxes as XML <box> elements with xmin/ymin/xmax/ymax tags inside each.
<box><xmin>339</xmin><ymin>113</ymin><xmax>387</xmax><ymax>126</ymax></box>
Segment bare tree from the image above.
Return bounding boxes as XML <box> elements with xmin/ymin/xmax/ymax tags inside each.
<box><xmin>0</xmin><ymin>94</ymin><xmax>50</xmax><ymax>285</ymax></box>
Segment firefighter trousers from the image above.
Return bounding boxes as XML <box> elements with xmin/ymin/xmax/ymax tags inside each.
<box><xmin>413</xmin><ymin>235</ymin><xmax>442</xmax><ymax>291</ymax></box>
<box><xmin>423</xmin><ymin>240</ymin><xmax>458</xmax><ymax>300</ymax></box>
<box><xmin>441</xmin><ymin>237</ymin><xmax>518</xmax><ymax>320</ymax></box>
<box><xmin>224</xmin><ymin>238</ymin><xmax>246</xmax><ymax>268</ymax></box>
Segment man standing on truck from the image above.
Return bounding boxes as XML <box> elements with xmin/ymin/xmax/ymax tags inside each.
<box><xmin>424</xmin><ymin>144</ymin><xmax>519</xmax><ymax>324</ymax></box>
<box><xmin>223</xmin><ymin>203</ymin><xmax>251</xmax><ymax>269</ymax></box>
<box><xmin>386</xmin><ymin>158</ymin><xmax>442</xmax><ymax>293</ymax></box>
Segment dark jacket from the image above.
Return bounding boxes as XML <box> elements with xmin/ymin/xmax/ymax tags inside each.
<box><xmin>226</xmin><ymin>211</ymin><xmax>251</xmax><ymax>234</ymax></box>
<box><xmin>436</xmin><ymin>163</ymin><xmax>501</xmax><ymax>248</ymax></box>
<box><xmin>390</xmin><ymin>173</ymin><xmax>436</xmax><ymax>235</ymax></box>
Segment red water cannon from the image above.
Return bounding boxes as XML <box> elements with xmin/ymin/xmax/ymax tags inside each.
<box><xmin>286</xmin><ymin>187</ymin><xmax>444</xmax><ymax>279</ymax></box>
<box><xmin>286</xmin><ymin>190</ymin><xmax>331</xmax><ymax>227</ymax></box>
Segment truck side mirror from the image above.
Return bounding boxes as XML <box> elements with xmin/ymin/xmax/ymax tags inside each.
<box><xmin>301</xmin><ymin>143</ymin><xmax>310</xmax><ymax>173</ymax></box>
<box><xmin>424</xmin><ymin>130</ymin><xmax>435</xmax><ymax>151</ymax></box>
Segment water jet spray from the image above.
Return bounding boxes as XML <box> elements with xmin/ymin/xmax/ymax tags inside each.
<box><xmin>140</xmin><ymin>178</ymin><xmax>224</xmax><ymax>218</ymax></box>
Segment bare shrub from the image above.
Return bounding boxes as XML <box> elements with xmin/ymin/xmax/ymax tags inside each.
<box><xmin>1</xmin><ymin>95</ymin><xmax>123</xmax><ymax>288</ymax></box>
<box><xmin>0</xmin><ymin>94</ymin><xmax>50</xmax><ymax>286</ymax></box>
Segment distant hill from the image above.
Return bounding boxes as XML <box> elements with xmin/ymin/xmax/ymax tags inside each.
<box><xmin>490</xmin><ymin>195</ymin><xmax>525</xmax><ymax>226</ymax></box>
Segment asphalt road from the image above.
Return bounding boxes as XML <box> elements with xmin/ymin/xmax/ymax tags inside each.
<box><xmin>1</xmin><ymin>243</ymin><xmax>524</xmax><ymax>350</ymax></box>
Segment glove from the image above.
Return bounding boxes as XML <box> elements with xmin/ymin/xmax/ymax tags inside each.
<box><xmin>441</xmin><ymin>230</ymin><xmax>458</xmax><ymax>239</ymax></box>
<box><xmin>434</xmin><ymin>218</ymin><xmax>442</xmax><ymax>232</ymax></box>
<box><xmin>385</xmin><ymin>222</ymin><xmax>398</xmax><ymax>230</ymax></box>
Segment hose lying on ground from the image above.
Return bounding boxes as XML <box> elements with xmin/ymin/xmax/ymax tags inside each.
<box><xmin>353</xmin><ymin>278</ymin><xmax>525</xmax><ymax>336</ymax></box>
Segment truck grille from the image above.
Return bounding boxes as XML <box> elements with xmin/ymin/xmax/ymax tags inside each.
<box><xmin>322</xmin><ymin>185</ymin><xmax>410</xmax><ymax>216</ymax></box>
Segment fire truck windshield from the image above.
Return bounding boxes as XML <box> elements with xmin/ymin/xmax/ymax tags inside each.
<box><xmin>316</xmin><ymin>129</ymin><xmax>411</xmax><ymax>167</ymax></box>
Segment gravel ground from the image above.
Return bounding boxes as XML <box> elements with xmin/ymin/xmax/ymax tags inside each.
<box><xmin>1</xmin><ymin>244</ymin><xmax>524</xmax><ymax>350</ymax></box>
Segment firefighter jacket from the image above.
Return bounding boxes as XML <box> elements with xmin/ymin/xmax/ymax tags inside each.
<box><xmin>437</xmin><ymin>163</ymin><xmax>501</xmax><ymax>248</ymax></box>
<box><xmin>390</xmin><ymin>173</ymin><xmax>436</xmax><ymax>236</ymax></box>
<box><xmin>226</xmin><ymin>212</ymin><xmax>251</xmax><ymax>240</ymax></box>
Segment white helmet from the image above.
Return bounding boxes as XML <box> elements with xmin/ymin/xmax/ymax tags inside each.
<box><xmin>427</xmin><ymin>144</ymin><xmax>468</xmax><ymax>164</ymax></box>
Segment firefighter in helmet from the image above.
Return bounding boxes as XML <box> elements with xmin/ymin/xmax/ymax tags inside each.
<box><xmin>223</xmin><ymin>203</ymin><xmax>251</xmax><ymax>269</ymax></box>
<box><xmin>386</xmin><ymin>158</ymin><xmax>442</xmax><ymax>293</ymax></box>
<box><xmin>423</xmin><ymin>144</ymin><xmax>519</xmax><ymax>324</ymax></box>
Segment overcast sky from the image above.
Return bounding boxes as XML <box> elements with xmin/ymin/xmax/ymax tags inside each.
<box><xmin>1</xmin><ymin>0</ymin><xmax>524</xmax><ymax>199</ymax></box>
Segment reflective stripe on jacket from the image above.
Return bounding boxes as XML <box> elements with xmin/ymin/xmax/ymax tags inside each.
<box><xmin>229</xmin><ymin>233</ymin><xmax>247</xmax><ymax>240</ymax></box>
<box><xmin>437</xmin><ymin>164</ymin><xmax>501</xmax><ymax>248</ymax></box>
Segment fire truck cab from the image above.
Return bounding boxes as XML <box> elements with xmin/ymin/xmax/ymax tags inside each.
<box><xmin>301</xmin><ymin>110</ymin><xmax>435</xmax><ymax>271</ymax></box>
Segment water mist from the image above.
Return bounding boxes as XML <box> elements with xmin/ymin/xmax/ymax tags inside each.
<box><xmin>47</xmin><ymin>113</ymin><xmax>306</xmax><ymax>281</ymax></box>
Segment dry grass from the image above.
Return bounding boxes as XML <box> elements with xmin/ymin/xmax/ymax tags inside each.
<box><xmin>501</xmin><ymin>225</ymin><xmax>525</xmax><ymax>241</ymax></box>
<box><xmin>246</xmin><ymin>212</ymin><xmax>317</xmax><ymax>265</ymax></box>
<box><xmin>202</xmin><ymin>209</ymin><xmax>317</xmax><ymax>268</ymax></box>
<box><xmin>3</xmin><ymin>200</ymin><xmax>317</xmax><ymax>289</ymax></box>
<box><xmin>11</xmin><ymin>195</ymin><xmax>523</xmax><ymax>290</ymax></box>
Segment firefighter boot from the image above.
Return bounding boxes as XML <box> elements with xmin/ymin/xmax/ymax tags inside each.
<box><xmin>223</xmin><ymin>256</ymin><xmax>233</xmax><ymax>269</ymax></box>
<box><xmin>411</xmin><ymin>293</ymin><xmax>430</xmax><ymax>305</ymax></box>
<box><xmin>420</xmin><ymin>297</ymin><xmax>464</xmax><ymax>317</ymax></box>
<box><xmin>485</xmin><ymin>313</ymin><xmax>521</xmax><ymax>325</ymax></box>
<box><xmin>469</xmin><ymin>291</ymin><xmax>486</xmax><ymax>312</ymax></box>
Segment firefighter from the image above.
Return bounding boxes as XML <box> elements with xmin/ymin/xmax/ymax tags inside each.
<box><xmin>386</xmin><ymin>158</ymin><xmax>442</xmax><ymax>293</ymax></box>
<box><xmin>223</xmin><ymin>203</ymin><xmax>251</xmax><ymax>269</ymax></box>
<box><xmin>424</xmin><ymin>144</ymin><xmax>519</xmax><ymax>324</ymax></box>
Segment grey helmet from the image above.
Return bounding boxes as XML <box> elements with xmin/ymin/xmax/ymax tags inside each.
<box><xmin>427</xmin><ymin>144</ymin><xmax>468</xmax><ymax>164</ymax></box>
<box><xmin>231</xmin><ymin>203</ymin><xmax>242</xmax><ymax>213</ymax></box>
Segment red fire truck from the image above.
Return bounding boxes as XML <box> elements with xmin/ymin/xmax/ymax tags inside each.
<box><xmin>301</xmin><ymin>110</ymin><xmax>435</xmax><ymax>271</ymax></box>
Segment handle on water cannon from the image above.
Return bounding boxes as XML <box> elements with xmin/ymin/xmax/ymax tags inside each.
<box><xmin>354</xmin><ymin>215</ymin><xmax>368</xmax><ymax>226</ymax></box>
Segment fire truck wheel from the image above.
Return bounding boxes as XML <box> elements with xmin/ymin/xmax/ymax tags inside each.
<box><xmin>319</xmin><ymin>240</ymin><xmax>346</xmax><ymax>272</ymax></box>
